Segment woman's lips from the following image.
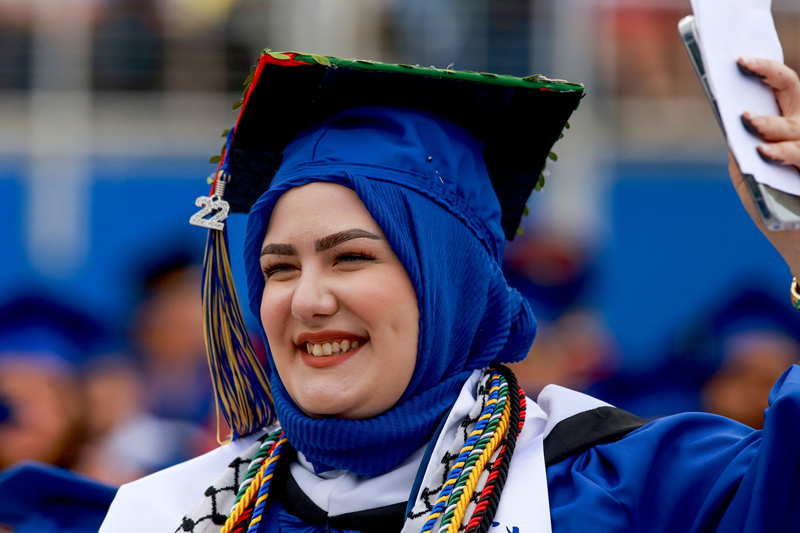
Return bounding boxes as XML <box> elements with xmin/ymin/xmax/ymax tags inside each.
<box><xmin>294</xmin><ymin>331</ymin><xmax>368</xmax><ymax>368</ymax></box>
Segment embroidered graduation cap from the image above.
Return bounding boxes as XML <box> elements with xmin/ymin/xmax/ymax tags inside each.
<box><xmin>189</xmin><ymin>51</ymin><xmax>584</xmax><ymax>441</ymax></box>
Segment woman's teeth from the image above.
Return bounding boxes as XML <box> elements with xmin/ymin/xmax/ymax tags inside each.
<box><xmin>306</xmin><ymin>339</ymin><xmax>360</xmax><ymax>357</ymax></box>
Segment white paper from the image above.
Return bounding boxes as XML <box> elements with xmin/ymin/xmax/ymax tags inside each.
<box><xmin>691</xmin><ymin>0</ymin><xmax>800</xmax><ymax>196</ymax></box>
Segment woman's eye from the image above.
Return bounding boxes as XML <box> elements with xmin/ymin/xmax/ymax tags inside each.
<box><xmin>261</xmin><ymin>263</ymin><xmax>295</xmax><ymax>279</ymax></box>
<box><xmin>333</xmin><ymin>252</ymin><xmax>376</xmax><ymax>265</ymax></box>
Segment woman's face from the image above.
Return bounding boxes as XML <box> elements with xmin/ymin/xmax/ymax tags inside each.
<box><xmin>259</xmin><ymin>182</ymin><xmax>419</xmax><ymax>419</ymax></box>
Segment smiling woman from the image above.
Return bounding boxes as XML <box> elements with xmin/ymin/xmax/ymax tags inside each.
<box><xmin>100</xmin><ymin>52</ymin><xmax>800</xmax><ymax>533</ymax></box>
<box><xmin>259</xmin><ymin>183</ymin><xmax>419</xmax><ymax>420</ymax></box>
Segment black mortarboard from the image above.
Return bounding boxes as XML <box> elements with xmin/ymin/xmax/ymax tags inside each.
<box><xmin>205</xmin><ymin>51</ymin><xmax>583</xmax><ymax>240</ymax></box>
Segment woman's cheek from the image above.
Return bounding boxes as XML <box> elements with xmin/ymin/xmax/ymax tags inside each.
<box><xmin>260</xmin><ymin>289</ymin><xmax>284</xmax><ymax>346</ymax></box>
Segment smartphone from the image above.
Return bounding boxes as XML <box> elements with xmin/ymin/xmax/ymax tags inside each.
<box><xmin>679</xmin><ymin>15</ymin><xmax>800</xmax><ymax>230</ymax></box>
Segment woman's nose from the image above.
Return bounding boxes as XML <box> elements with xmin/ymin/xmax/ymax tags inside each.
<box><xmin>290</xmin><ymin>270</ymin><xmax>338</xmax><ymax>322</ymax></box>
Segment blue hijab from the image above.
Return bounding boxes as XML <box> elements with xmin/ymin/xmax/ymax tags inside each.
<box><xmin>243</xmin><ymin>107</ymin><xmax>536</xmax><ymax>477</ymax></box>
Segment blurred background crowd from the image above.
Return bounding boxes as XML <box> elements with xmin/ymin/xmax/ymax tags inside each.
<box><xmin>1</xmin><ymin>0</ymin><xmax>800</xmax><ymax>488</ymax></box>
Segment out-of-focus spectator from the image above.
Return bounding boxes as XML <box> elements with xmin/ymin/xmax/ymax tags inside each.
<box><xmin>223</xmin><ymin>0</ymin><xmax>269</xmax><ymax>91</ymax></box>
<box><xmin>514</xmin><ymin>308</ymin><xmax>619</xmax><ymax>396</ymax></box>
<box><xmin>503</xmin><ymin>230</ymin><xmax>620</xmax><ymax>395</ymax></box>
<box><xmin>503</xmin><ymin>229</ymin><xmax>592</xmax><ymax>323</ymax></box>
<box><xmin>161</xmin><ymin>0</ymin><xmax>238</xmax><ymax>36</ymax></box>
<box><xmin>0</xmin><ymin>0</ymin><xmax>32</xmax><ymax>89</ymax></box>
<box><xmin>93</xmin><ymin>0</ymin><xmax>163</xmax><ymax>91</ymax></box>
<box><xmin>697</xmin><ymin>289</ymin><xmax>800</xmax><ymax>429</ymax></box>
<box><xmin>76</xmin><ymin>250</ymin><xmax>215</xmax><ymax>485</ymax></box>
<box><xmin>0</xmin><ymin>293</ymin><xmax>107</xmax><ymax>471</ymax></box>
<box><xmin>603</xmin><ymin>5</ymin><xmax>686</xmax><ymax>99</ymax></box>
<box><xmin>0</xmin><ymin>0</ymin><xmax>107</xmax><ymax>90</ymax></box>
<box><xmin>76</xmin><ymin>356</ymin><xmax>207</xmax><ymax>485</ymax></box>
<box><xmin>594</xmin><ymin>286</ymin><xmax>800</xmax><ymax>423</ymax></box>
<box><xmin>160</xmin><ymin>0</ymin><xmax>239</xmax><ymax>91</ymax></box>
<box><xmin>129</xmin><ymin>252</ymin><xmax>212</xmax><ymax>424</ymax></box>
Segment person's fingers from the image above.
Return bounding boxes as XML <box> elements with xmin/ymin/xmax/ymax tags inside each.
<box><xmin>756</xmin><ymin>140</ymin><xmax>800</xmax><ymax>168</ymax></box>
<box><xmin>741</xmin><ymin>111</ymin><xmax>800</xmax><ymax>142</ymax></box>
<box><xmin>738</xmin><ymin>57</ymin><xmax>800</xmax><ymax>117</ymax></box>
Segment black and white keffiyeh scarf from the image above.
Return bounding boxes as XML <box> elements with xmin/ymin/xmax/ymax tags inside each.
<box><xmin>177</xmin><ymin>366</ymin><xmax>524</xmax><ymax>533</ymax></box>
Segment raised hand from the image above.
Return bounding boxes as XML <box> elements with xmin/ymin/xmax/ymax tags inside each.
<box><xmin>730</xmin><ymin>57</ymin><xmax>800</xmax><ymax>278</ymax></box>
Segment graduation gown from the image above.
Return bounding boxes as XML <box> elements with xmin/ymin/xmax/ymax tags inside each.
<box><xmin>100</xmin><ymin>366</ymin><xmax>800</xmax><ymax>532</ymax></box>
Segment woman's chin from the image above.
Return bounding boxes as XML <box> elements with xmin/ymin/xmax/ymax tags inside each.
<box><xmin>294</xmin><ymin>395</ymin><xmax>382</xmax><ymax>420</ymax></box>
<box><xmin>293</xmin><ymin>394</ymin><xmax>352</xmax><ymax>419</ymax></box>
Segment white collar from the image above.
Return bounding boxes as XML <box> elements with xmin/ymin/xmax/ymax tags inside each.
<box><xmin>288</xmin><ymin>370</ymin><xmax>485</xmax><ymax>517</ymax></box>
<box><xmin>290</xmin><ymin>445</ymin><xmax>427</xmax><ymax>516</ymax></box>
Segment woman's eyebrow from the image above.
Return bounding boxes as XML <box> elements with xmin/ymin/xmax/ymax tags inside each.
<box><xmin>260</xmin><ymin>243</ymin><xmax>297</xmax><ymax>257</ymax></box>
<box><xmin>315</xmin><ymin>229</ymin><xmax>380</xmax><ymax>252</ymax></box>
<box><xmin>261</xmin><ymin>229</ymin><xmax>380</xmax><ymax>257</ymax></box>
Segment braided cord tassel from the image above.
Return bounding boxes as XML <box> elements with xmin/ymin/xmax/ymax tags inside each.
<box><xmin>245</xmin><ymin>437</ymin><xmax>287</xmax><ymax>533</ymax></box>
<box><xmin>202</xmin><ymin>221</ymin><xmax>275</xmax><ymax>442</ymax></box>
<box><xmin>229</xmin><ymin>509</ymin><xmax>254</xmax><ymax>533</ymax></box>
<box><xmin>445</xmin><ymin>389</ymin><xmax>511</xmax><ymax>533</ymax></box>
<box><xmin>221</xmin><ymin>431</ymin><xmax>286</xmax><ymax>533</ymax></box>
<box><xmin>231</xmin><ymin>429</ymin><xmax>285</xmax><ymax>509</ymax></box>
<box><xmin>437</xmin><ymin>377</ymin><xmax>508</xmax><ymax>532</ymax></box>
<box><xmin>464</xmin><ymin>447</ymin><xmax>507</xmax><ymax>532</ymax></box>
<box><xmin>439</xmin><ymin>376</ymin><xmax>510</xmax><ymax>533</ymax></box>
<box><xmin>421</xmin><ymin>371</ymin><xmax>505</xmax><ymax>533</ymax></box>
<box><xmin>469</xmin><ymin>369</ymin><xmax>526</xmax><ymax>533</ymax></box>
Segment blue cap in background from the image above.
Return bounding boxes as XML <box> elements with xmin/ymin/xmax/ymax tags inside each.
<box><xmin>0</xmin><ymin>462</ymin><xmax>116</xmax><ymax>532</ymax></box>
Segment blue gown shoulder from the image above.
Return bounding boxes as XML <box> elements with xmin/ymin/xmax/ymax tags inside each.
<box><xmin>547</xmin><ymin>365</ymin><xmax>800</xmax><ymax>532</ymax></box>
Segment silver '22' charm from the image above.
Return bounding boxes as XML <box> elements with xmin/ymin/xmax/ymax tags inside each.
<box><xmin>189</xmin><ymin>195</ymin><xmax>230</xmax><ymax>231</ymax></box>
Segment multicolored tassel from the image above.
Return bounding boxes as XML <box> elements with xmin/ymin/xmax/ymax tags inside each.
<box><xmin>191</xmin><ymin>151</ymin><xmax>276</xmax><ymax>442</ymax></box>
